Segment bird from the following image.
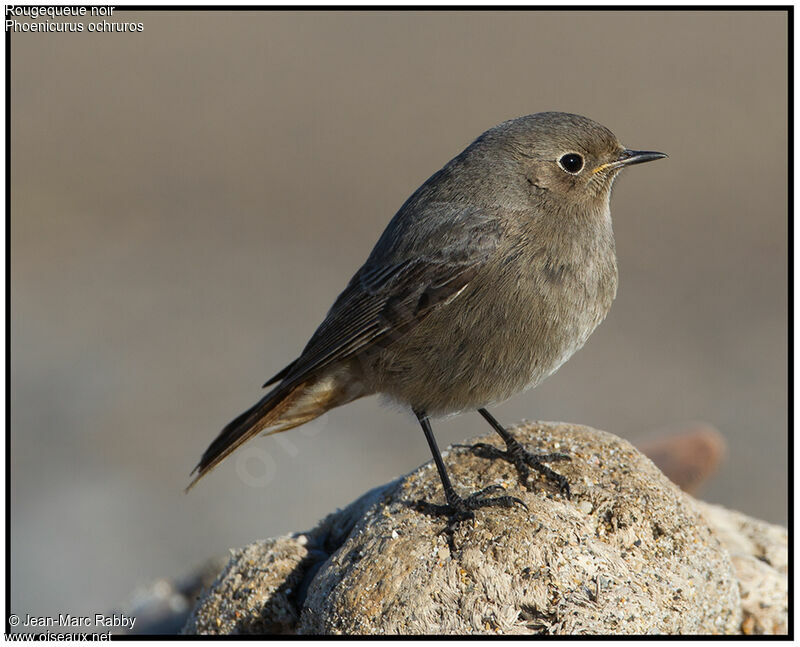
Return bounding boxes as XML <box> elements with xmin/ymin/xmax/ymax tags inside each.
<box><xmin>188</xmin><ymin>112</ymin><xmax>666</xmax><ymax>525</ymax></box>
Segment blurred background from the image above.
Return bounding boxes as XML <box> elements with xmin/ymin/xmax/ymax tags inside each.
<box><xmin>10</xmin><ymin>9</ymin><xmax>788</xmax><ymax>623</ymax></box>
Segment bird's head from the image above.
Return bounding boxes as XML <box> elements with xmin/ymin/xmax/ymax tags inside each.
<box><xmin>473</xmin><ymin>112</ymin><xmax>666</xmax><ymax>213</ymax></box>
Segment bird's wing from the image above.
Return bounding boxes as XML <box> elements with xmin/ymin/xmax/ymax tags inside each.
<box><xmin>265</xmin><ymin>207</ymin><xmax>502</xmax><ymax>390</ymax></box>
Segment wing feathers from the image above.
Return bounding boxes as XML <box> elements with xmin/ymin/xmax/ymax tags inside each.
<box><xmin>271</xmin><ymin>208</ymin><xmax>503</xmax><ymax>407</ymax></box>
<box><xmin>276</xmin><ymin>258</ymin><xmax>480</xmax><ymax>390</ymax></box>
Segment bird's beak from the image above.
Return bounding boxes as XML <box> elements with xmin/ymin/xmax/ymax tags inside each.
<box><xmin>617</xmin><ymin>149</ymin><xmax>668</xmax><ymax>167</ymax></box>
<box><xmin>592</xmin><ymin>149</ymin><xmax>667</xmax><ymax>174</ymax></box>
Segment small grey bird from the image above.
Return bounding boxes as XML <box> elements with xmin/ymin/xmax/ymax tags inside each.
<box><xmin>189</xmin><ymin>112</ymin><xmax>665</xmax><ymax>523</ymax></box>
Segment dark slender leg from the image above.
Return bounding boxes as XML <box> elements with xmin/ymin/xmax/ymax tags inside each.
<box><xmin>414</xmin><ymin>410</ymin><xmax>525</xmax><ymax>526</ymax></box>
<box><xmin>418</xmin><ymin>410</ymin><xmax>461</xmax><ymax>507</ymax></box>
<box><xmin>470</xmin><ymin>408</ymin><xmax>571</xmax><ymax>498</ymax></box>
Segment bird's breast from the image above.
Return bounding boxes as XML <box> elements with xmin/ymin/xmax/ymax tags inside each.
<box><xmin>366</xmin><ymin>218</ymin><xmax>618</xmax><ymax>415</ymax></box>
<box><xmin>478</xmin><ymin>232</ymin><xmax>618</xmax><ymax>392</ymax></box>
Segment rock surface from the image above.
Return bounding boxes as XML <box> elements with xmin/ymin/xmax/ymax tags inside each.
<box><xmin>693</xmin><ymin>501</ymin><xmax>788</xmax><ymax>635</ymax></box>
<box><xmin>183</xmin><ymin>422</ymin><xmax>786</xmax><ymax>635</ymax></box>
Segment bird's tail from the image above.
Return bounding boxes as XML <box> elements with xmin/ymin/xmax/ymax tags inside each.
<box><xmin>186</xmin><ymin>371</ymin><xmax>361</xmax><ymax>491</ymax></box>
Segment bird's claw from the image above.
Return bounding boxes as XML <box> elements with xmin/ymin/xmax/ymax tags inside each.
<box><xmin>464</xmin><ymin>440</ymin><xmax>572</xmax><ymax>499</ymax></box>
<box><xmin>439</xmin><ymin>485</ymin><xmax>527</xmax><ymax>546</ymax></box>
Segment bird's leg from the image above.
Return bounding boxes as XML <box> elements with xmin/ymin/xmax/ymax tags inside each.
<box><xmin>468</xmin><ymin>408</ymin><xmax>571</xmax><ymax>498</ymax></box>
<box><xmin>415</xmin><ymin>410</ymin><xmax>526</xmax><ymax>531</ymax></box>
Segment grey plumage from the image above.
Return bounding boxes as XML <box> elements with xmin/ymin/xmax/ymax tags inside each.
<box><xmin>189</xmin><ymin>112</ymin><xmax>665</xmax><ymax>501</ymax></box>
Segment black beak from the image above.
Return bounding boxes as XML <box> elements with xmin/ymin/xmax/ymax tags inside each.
<box><xmin>617</xmin><ymin>149</ymin><xmax>668</xmax><ymax>167</ymax></box>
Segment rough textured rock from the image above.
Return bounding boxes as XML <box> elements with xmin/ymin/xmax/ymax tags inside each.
<box><xmin>183</xmin><ymin>421</ymin><xmax>785</xmax><ymax>635</ymax></box>
<box><xmin>694</xmin><ymin>501</ymin><xmax>788</xmax><ymax>635</ymax></box>
<box><xmin>182</xmin><ymin>538</ymin><xmax>307</xmax><ymax>634</ymax></box>
<box><xmin>183</xmin><ymin>484</ymin><xmax>394</xmax><ymax>635</ymax></box>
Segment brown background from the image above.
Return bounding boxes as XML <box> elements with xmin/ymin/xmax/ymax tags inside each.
<box><xmin>10</xmin><ymin>10</ymin><xmax>788</xmax><ymax>620</ymax></box>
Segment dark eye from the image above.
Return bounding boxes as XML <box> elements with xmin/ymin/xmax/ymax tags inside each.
<box><xmin>558</xmin><ymin>153</ymin><xmax>584</xmax><ymax>174</ymax></box>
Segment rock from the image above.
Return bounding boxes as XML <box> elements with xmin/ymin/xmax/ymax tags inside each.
<box><xmin>183</xmin><ymin>483</ymin><xmax>395</xmax><ymax>635</ymax></box>
<box><xmin>693</xmin><ymin>501</ymin><xmax>788</xmax><ymax>635</ymax></box>
<box><xmin>182</xmin><ymin>421</ymin><xmax>785</xmax><ymax>635</ymax></box>
<box><xmin>182</xmin><ymin>538</ymin><xmax>307</xmax><ymax>634</ymax></box>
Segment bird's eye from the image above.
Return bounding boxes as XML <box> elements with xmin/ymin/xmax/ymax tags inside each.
<box><xmin>558</xmin><ymin>153</ymin><xmax>584</xmax><ymax>174</ymax></box>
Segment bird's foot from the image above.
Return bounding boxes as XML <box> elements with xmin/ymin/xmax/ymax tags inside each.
<box><xmin>411</xmin><ymin>484</ymin><xmax>526</xmax><ymax>550</ymax></box>
<box><xmin>445</xmin><ymin>484</ymin><xmax>527</xmax><ymax>525</ymax></box>
<box><xmin>442</xmin><ymin>485</ymin><xmax>526</xmax><ymax>550</ymax></box>
<box><xmin>460</xmin><ymin>439</ymin><xmax>572</xmax><ymax>498</ymax></box>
